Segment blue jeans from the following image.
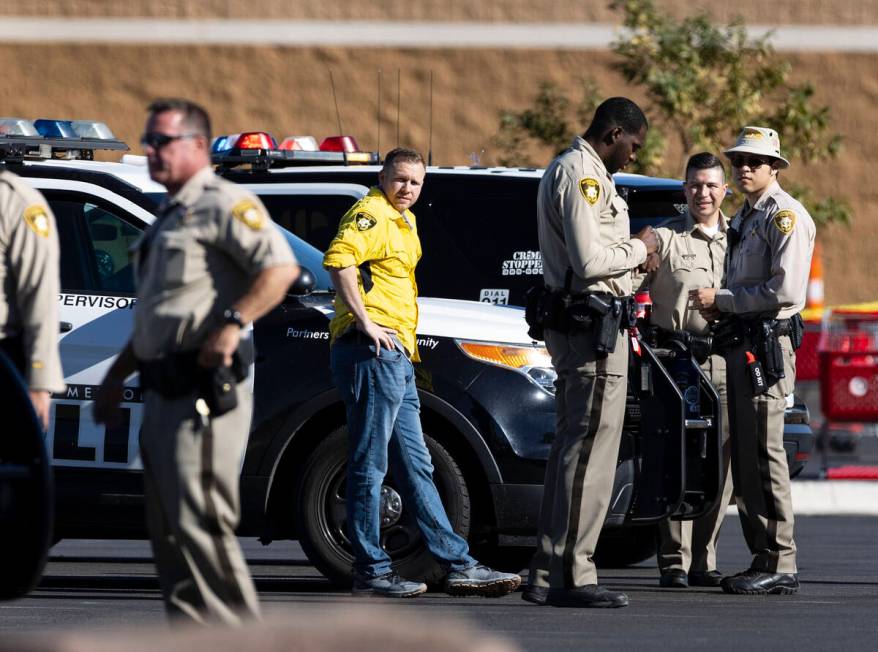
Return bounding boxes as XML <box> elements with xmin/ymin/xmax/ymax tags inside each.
<box><xmin>330</xmin><ymin>335</ymin><xmax>476</xmax><ymax>578</ymax></box>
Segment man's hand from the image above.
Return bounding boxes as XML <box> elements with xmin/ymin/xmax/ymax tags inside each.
<box><xmin>28</xmin><ymin>390</ymin><xmax>51</xmax><ymax>431</ymax></box>
<box><xmin>199</xmin><ymin>324</ymin><xmax>241</xmax><ymax>368</ymax></box>
<box><xmin>639</xmin><ymin>252</ymin><xmax>661</xmax><ymax>274</ymax></box>
<box><xmin>357</xmin><ymin>318</ymin><xmax>397</xmax><ymax>356</ymax></box>
<box><xmin>94</xmin><ymin>377</ymin><xmax>125</xmax><ymax>428</ymax></box>
<box><xmin>634</xmin><ymin>225</ymin><xmax>659</xmax><ymax>254</ymax></box>
<box><xmin>689</xmin><ymin>288</ymin><xmax>721</xmax><ymax>322</ymax></box>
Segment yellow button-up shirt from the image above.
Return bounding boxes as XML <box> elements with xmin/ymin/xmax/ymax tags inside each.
<box><xmin>323</xmin><ymin>187</ymin><xmax>422</xmax><ymax>359</ymax></box>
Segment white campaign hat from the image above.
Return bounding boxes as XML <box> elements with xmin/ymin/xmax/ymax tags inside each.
<box><xmin>723</xmin><ymin>126</ymin><xmax>790</xmax><ymax>169</ymax></box>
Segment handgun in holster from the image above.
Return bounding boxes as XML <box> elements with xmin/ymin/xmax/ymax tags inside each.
<box><xmin>756</xmin><ymin>320</ymin><xmax>785</xmax><ymax>386</ymax></box>
<box><xmin>586</xmin><ymin>294</ymin><xmax>623</xmax><ymax>354</ymax></box>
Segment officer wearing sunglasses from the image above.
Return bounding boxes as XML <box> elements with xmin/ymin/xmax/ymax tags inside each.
<box><xmin>690</xmin><ymin>126</ymin><xmax>815</xmax><ymax>596</ymax></box>
<box><xmin>96</xmin><ymin>98</ymin><xmax>299</xmax><ymax>625</ymax></box>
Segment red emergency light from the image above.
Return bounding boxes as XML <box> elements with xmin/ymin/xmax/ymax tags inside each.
<box><xmin>233</xmin><ymin>132</ymin><xmax>277</xmax><ymax>150</ymax></box>
<box><xmin>320</xmin><ymin>136</ymin><xmax>361</xmax><ymax>153</ymax></box>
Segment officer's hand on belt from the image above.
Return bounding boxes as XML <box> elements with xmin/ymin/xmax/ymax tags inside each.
<box><xmin>634</xmin><ymin>225</ymin><xmax>659</xmax><ymax>254</ymax></box>
<box><xmin>199</xmin><ymin>324</ymin><xmax>241</xmax><ymax>368</ymax></box>
<box><xmin>357</xmin><ymin>318</ymin><xmax>397</xmax><ymax>357</ymax></box>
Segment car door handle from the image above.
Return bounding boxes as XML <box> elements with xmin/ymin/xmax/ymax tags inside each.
<box><xmin>60</xmin><ymin>321</ymin><xmax>73</xmax><ymax>333</ymax></box>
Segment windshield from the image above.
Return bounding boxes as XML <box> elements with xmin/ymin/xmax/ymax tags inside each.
<box><xmin>279</xmin><ymin>226</ymin><xmax>333</xmax><ymax>291</ymax></box>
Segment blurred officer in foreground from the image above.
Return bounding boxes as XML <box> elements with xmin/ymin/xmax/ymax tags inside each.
<box><xmin>95</xmin><ymin>98</ymin><xmax>299</xmax><ymax>624</ymax></box>
<box><xmin>524</xmin><ymin>97</ymin><xmax>658</xmax><ymax>608</ymax></box>
<box><xmin>691</xmin><ymin>127</ymin><xmax>815</xmax><ymax>595</ymax></box>
<box><xmin>324</xmin><ymin>147</ymin><xmax>521</xmax><ymax>598</ymax></box>
<box><xmin>0</xmin><ymin>168</ymin><xmax>65</xmax><ymax>429</ymax></box>
<box><xmin>641</xmin><ymin>153</ymin><xmax>734</xmax><ymax>589</ymax></box>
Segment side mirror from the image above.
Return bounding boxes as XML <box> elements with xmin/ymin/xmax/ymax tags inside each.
<box><xmin>288</xmin><ymin>266</ymin><xmax>316</xmax><ymax>297</ymax></box>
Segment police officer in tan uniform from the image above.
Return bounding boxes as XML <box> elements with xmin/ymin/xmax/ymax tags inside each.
<box><xmin>95</xmin><ymin>99</ymin><xmax>299</xmax><ymax>624</ymax></box>
<box><xmin>691</xmin><ymin>127</ymin><xmax>815</xmax><ymax>595</ymax></box>
<box><xmin>0</xmin><ymin>169</ymin><xmax>65</xmax><ymax>429</ymax></box>
<box><xmin>643</xmin><ymin>153</ymin><xmax>734</xmax><ymax>589</ymax></box>
<box><xmin>524</xmin><ymin>97</ymin><xmax>657</xmax><ymax>608</ymax></box>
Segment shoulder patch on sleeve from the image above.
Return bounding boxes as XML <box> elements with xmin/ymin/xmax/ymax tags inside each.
<box><xmin>773</xmin><ymin>209</ymin><xmax>796</xmax><ymax>235</ymax></box>
<box><xmin>355</xmin><ymin>212</ymin><xmax>377</xmax><ymax>231</ymax></box>
<box><xmin>231</xmin><ymin>199</ymin><xmax>266</xmax><ymax>230</ymax></box>
<box><xmin>23</xmin><ymin>204</ymin><xmax>51</xmax><ymax>237</ymax></box>
<box><xmin>579</xmin><ymin>178</ymin><xmax>601</xmax><ymax>205</ymax></box>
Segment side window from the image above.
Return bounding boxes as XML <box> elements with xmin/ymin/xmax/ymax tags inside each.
<box><xmin>49</xmin><ymin>198</ymin><xmax>142</xmax><ymax>294</ymax></box>
<box><xmin>83</xmin><ymin>204</ymin><xmax>140</xmax><ymax>293</ymax></box>
<box><xmin>259</xmin><ymin>194</ymin><xmax>359</xmax><ymax>252</ymax></box>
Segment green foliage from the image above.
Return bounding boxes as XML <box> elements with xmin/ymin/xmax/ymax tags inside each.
<box><xmin>494</xmin><ymin>0</ymin><xmax>848</xmax><ymax>226</ymax></box>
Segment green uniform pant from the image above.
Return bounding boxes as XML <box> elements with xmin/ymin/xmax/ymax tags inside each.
<box><xmin>658</xmin><ymin>353</ymin><xmax>734</xmax><ymax>573</ymax></box>
<box><xmin>529</xmin><ymin>328</ymin><xmax>628</xmax><ymax>589</ymax></box>
<box><xmin>140</xmin><ymin>382</ymin><xmax>261</xmax><ymax>625</ymax></box>
<box><xmin>724</xmin><ymin>335</ymin><xmax>797</xmax><ymax>574</ymax></box>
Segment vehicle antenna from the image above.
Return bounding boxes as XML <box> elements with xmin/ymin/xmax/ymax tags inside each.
<box><xmin>329</xmin><ymin>69</ymin><xmax>343</xmax><ymax>135</ymax></box>
<box><xmin>428</xmin><ymin>70</ymin><xmax>433</xmax><ymax>166</ymax></box>
<box><xmin>377</xmin><ymin>69</ymin><xmax>382</xmax><ymax>159</ymax></box>
<box><xmin>396</xmin><ymin>69</ymin><xmax>401</xmax><ymax>147</ymax></box>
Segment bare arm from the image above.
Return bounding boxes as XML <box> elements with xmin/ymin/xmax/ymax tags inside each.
<box><xmin>198</xmin><ymin>263</ymin><xmax>300</xmax><ymax>368</ymax></box>
<box><xmin>93</xmin><ymin>340</ymin><xmax>138</xmax><ymax>426</ymax></box>
<box><xmin>329</xmin><ymin>266</ymin><xmax>396</xmax><ymax>355</ymax></box>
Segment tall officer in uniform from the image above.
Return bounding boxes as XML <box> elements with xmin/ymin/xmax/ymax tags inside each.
<box><xmin>691</xmin><ymin>127</ymin><xmax>815</xmax><ymax>595</ymax></box>
<box><xmin>0</xmin><ymin>169</ymin><xmax>65</xmax><ymax>428</ymax></box>
<box><xmin>642</xmin><ymin>153</ymin><xmax>734</xmax><ymax>589</ymax></box>
<box><xmin>324</xmin><ymin>147</ymin><xmax>521</xmax><ymax>599</ymax></box>
<box><xmin>524</xmin><ymin>97</ymin><xmax>657</xmax><ymax>608</ymax></box>
<box><xmin>95</xmin><ymin>98</ymin><xmax>299</xmax><ymax>624</ymax></box>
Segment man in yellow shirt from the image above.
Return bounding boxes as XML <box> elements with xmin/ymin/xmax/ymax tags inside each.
<box><xmin>324</xmin><ymin>148</ymin><xmax>521</xmax><ymax>599</ymax></box>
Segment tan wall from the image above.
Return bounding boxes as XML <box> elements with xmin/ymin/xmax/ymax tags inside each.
<box><xmin>2</xmin><ymin>0</ymin><xmax>878</xmax><ymax>24</ymax></box>
<box><xmin>1</xmin><ymin>39</ymin><xmax>876</xmax><ymax>303</ymax></box>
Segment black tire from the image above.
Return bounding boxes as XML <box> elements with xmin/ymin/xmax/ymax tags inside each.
<box><xmin>594</xmin><ymin>525</ymin><xmax>658</xmax><ymax>568</ymax></box>
<box><xmin>296</xmin><ymin>426</ymin><xmax>471</xmax><ymax>587</ymax></box>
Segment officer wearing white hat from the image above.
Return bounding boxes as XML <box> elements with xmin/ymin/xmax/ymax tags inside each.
<box><xmin>690</xmin><ymin>126</ymin><xmax>815</xmax><ymax>595</ymax></box>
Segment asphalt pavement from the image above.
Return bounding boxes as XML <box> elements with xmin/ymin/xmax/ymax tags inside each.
<box><xmin>2</xmin><ymin>515</ymin><xmax>877</xmax><ymax>651</ymax></box>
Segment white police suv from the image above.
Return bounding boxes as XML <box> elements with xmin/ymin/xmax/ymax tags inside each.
<box><xmin>1</xmin><ymin>120</ymin><xmax>808</xmax><ymax>586</ymax></box>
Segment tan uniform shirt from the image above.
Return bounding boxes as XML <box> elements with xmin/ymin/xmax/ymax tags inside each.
<box><xmin>537</xmin><ymin>136</ymin><xmax>647</xmax><ymax>296</ymax></box>
<box><xmin>0</xmin><ymin>169</ymin><xmax>65</xmax><ymax>392</ymax></box>
<box><xmin>715</xmin><ymin>181</ymin><xmax>815</xmax><ymax>319</ymax></box>
<box><xmin>132</xmin><ymin>167</ymin><xmax>296</xmax><ymax>361</ymax></box>
<box><xmin>648</xmin><ymin>211</ymin><xmax>728</xmax><ymax>336</ymax></box>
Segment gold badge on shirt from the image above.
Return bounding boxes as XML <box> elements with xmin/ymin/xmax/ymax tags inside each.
<box><xmin>23</xmin><ymin>204</ymin><xmax>51</xmax><ymax>237</ymax></box>
<box><xmin>355</xmin><ymin>212</ymin><xmax>377</xmax><ymax>231</ymax></box>
<box><xmin>579</xmin><ymin>178</ymin><xmax>600</xmax><ymax>205</ymax></box>
<box><xmin>232</xmin><ymin>199</ymin><xmax>266</xmax><ymax>230</ymax></box>
<box><xmin>773</xmin><ymin>209</ymin><xmax>796</xmax><ymax>235</ymax></box>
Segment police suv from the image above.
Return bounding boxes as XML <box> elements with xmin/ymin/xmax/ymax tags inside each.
<box><xmin>1</xmin><ymin>121</ymin><xmax>811</xmax><ymax>587</ymax></box>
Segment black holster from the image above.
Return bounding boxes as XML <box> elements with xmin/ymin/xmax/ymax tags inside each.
<box><xmin>755</xmin><ymin>320</ymin><xmax>786</xmax><ymax>385</ymax></box>
<box><xmin>139</xmin><ymin>347</ymin><xmax>249</xmax><ymax>417</ymax></box>
<box><xmin>524</xmin><ymin>284</ymin><xmax>633</xmax><ymax>355</ymax></box>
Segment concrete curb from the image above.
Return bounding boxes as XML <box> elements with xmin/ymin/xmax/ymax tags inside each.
<box><xmin>725</xmin><ymin>480</ymin><xmax>878</xmax><ymax>516</ymax></box>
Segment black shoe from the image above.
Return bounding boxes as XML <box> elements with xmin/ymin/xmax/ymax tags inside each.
<box><xmin>689</xmin><ymin>570</ymin><xmax>724</xmax><ymax>587</ymax></box>
<box><xmin>521</xmin><ymin>584</ymin><xmax>549</xmax><ymax>605</ymax></box>
<box><xmin>659</xmin><ymin>569</ymin><xmax>688</xmax><ymax>588</ymax></box>
<box><xmin>546</xmin><ymin>584</ymin><xmax>629</xmax><ymax>608</ymax></box>
<box><xmin>721</xmin><ymin>569</ymin><xmax>799</xmax><ymax>595</ymax></box>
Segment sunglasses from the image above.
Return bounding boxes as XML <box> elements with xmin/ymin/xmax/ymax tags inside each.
<box><xmin>140</xmin><ymin>132</ymin><xmax>200</xmax><ymax>149</ymax></box>
<box><xmin>730</xmin><ymin>155</ymin><xmax>773</xmax><ymax>169</ymax></box>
